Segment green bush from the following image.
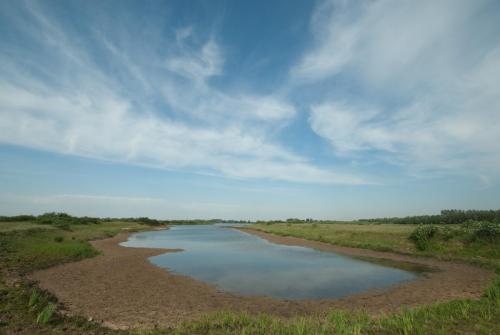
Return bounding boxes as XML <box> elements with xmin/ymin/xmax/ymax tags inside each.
<box><xmin>54</xmin><ymin>236</ymin><xmax>64</xmax><ymax>243</ymax></box>
<box><xmin>470</xmin><ymin>222</ymin><xmax>500</xmax><ymax>243</ymax></box>
<box><xmin>440</xmin><ymin>226</ymin><xmax>457</xmax><ymax>241</ymax></box>
<box><xmin>410</xmin><ymin>225</ymin><xmax>438</xmax><ymax>251</ymax></box>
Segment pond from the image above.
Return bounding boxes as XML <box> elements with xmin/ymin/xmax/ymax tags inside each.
<box><xmin>121</xmin><ymin>224</ymin><xmax>418</xmax><ymax>300</ymax></box>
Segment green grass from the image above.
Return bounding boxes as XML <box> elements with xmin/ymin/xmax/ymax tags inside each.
<box><xmin>0</xmin><ymin>221</ymin><xmax>57</xmax><ymax>232</ymax></box>
<box><xmin>253</xmin><ymin>223</ymin><xmax>420</xmax><ymax>253</ymax></box>
<box><xmin>0</xmin><ymin>219</ymin><xmax>156</xmax><ymax>334</ymax></box>
<box><xmin>0</xmin><ymin>221</ymin><xmax>148</xmax><ymax>274</ymax></box>
<box><xmin>1</xmin><ymin>219</ymin><xmax>499</xmax><ymax>334</ymax></box>
<box><xmin>139</xmin><ymin>289</ymin><xmax>500</xmax><ymax>335</ymax></box>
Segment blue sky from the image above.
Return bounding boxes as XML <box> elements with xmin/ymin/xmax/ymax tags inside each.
<box><xmin>1</xmin><ymin>0</ymin><xmax>499</xmax><ymax>220</ymax></box>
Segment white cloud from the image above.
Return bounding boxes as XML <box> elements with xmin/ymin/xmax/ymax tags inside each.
<box><xmin>166</xmin><ymin>39</ymin><xmax>224</xmax><ymax>82</ymax></box>
<box><xmin>0</xmin><ymin>1</ymin><xmax>365</xmax><ymax>186</ymax></box>
<box><xmin>0</xmin><ymin>79</ymin><xmax>361</xmax><ymax>184</ymax></box>
<box><xmin>163</xmin><ymin>38</ymin><xmax>296</xmax><ymax>122</ymax></box>
<box><xmin>299</xmin><ymin>0</ymin><xmax>500</xmax><ymax>179</ymax></box>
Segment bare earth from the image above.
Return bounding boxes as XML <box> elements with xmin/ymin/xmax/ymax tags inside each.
<box><xmin>30</xmin><ymin>227</ymin><xmax>494</xmax><ymax>329</ymax></box>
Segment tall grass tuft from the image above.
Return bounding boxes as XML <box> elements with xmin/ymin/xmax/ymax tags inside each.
<box><xmin>28</xmin><ymin>289</ymin><xmax>41</xmax><ymax>309</ymax></box>
<box><xmin>485</xmin><ymin>277</ymin><xmax>500</xmax><ymax>304</ymax></box>
<box><xmin>36</xmin><ymin>303</ymin><xmax>56</xmax><ymax>325</ymax></box>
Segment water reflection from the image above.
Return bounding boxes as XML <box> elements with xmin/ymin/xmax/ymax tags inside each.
<box><xmin>121</xmin><ymin>225</ymin><xmax>417</xmax><ymax>300</ymax></box>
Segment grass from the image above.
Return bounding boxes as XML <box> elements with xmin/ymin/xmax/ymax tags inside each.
<box><xmin>0</xmin><ymin>221</ymin><xmax>147</xmax><ymax>274</ymax></box>
<box><xmin>0</xmin><ymin>221</ymin><xmax>57</xmax><ymax>232</ymax></box>
<box><xmin>0</xmin><ymin>219</ymin><xmax>155</xmax><ymax>334</ymax></box>
<box><xmin>140</xmin><ymin>292</ymin><xmax>500</xmax><ymax>335</ymax></box>
<box><xmin>1</xmin><ymin>218</ymin><xmax>499</xmax><ymax>334</ymax></box>
<box><xmin>253</xmin><ymin>223</ymin><xmax>420</xmax><ymax>253</ymax></box>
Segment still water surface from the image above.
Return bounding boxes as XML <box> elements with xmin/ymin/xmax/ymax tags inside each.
<box><xmin>121</xmin><ymin>224</ymin><xmax>417</xmax><ymax>300</ymax></box>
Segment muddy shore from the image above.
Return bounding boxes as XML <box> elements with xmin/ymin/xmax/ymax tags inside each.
<box><xmin>29</xmin><ymin>227</ymin><xmax>494</xmax><ymax>329</ymax></box>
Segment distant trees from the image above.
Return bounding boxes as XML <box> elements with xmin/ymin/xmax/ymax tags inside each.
<box><xmin>0</xmin><ymin>213</ymin><xmax>251</xmax><ymax>226</ymax></box>
<box><xmin>35</xmin><ymin>212</ymin><xmax>99</xmax><ymax>225</ymax></box>
<box><xmin>0</xmin><ymin>215</ymin><xmax>36</xmax><ymax>222</ymax></box>
<box><xmin>2</xmin><ymin>209</ymin><xmax>499</xmax><ymax>226</ymax></box>
<box><xmin>359</xmin><ymin>209</ymin><xmax>500</xmax><ymax>225</ymax></box>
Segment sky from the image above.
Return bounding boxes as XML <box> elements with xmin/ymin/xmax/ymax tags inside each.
<box><xmin>1</xmin><ymin>0</ymin><xmax>500</xmax><ymax>220</ymax></box>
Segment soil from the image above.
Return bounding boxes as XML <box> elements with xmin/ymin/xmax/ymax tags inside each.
<box><xmin>29</xmin><ymin>227</ymin><xmax>495</xmax><ymax>329</ymax></box>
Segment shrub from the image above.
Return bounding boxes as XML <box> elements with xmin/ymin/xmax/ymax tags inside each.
<box><xmin>470</xmin><ymin>222</ymin><xmax>500</xmax><ymax>243</ymax></box>
<box><xmin>409</xmin><ymin>225</ymin><xmax>438</xmax><ymax>251</ymax></box>
<box><xmin>54</xmin><ymin>236</ymin><xmax>64</xmax><ymax>243</ymax></box>
<box><xmin>440</xmin><ymin>226</ymin><xmax>456</xmax><ymax>241</ymax></box>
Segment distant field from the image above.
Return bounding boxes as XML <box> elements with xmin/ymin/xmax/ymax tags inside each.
<box><xmin>254</xmin><ymin>223</ymin><xmax>420</xmax><ymax>253</ymax></box>
<box><xmin>0</xmin><ymin>221</ymin><xmax>57</xmax><ymax>232</ymax></box>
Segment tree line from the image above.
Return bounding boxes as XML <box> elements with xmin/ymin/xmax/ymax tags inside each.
<box><xmin>358</xmin><ymin>209</ymin><xmax>500</xmax><ymax>225</ymax></box>
<box><xmin>0</xmin><ymin>213</ymin><xmax>251</xmax><ymax>226</ymax></box>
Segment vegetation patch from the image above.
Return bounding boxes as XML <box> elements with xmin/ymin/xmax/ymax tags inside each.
<box><xmin>409</xmin><ymin>225</ymin><xmax>438</xmax><ymax>251</ymax></box>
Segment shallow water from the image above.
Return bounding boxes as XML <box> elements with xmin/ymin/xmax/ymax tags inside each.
<box><xmin>121</xmin><ymin>224</ymin><xmax>418</xmax><ymax>300</ymax></box>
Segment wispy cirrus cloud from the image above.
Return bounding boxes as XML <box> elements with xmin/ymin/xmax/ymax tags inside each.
<box><xmin>166</xmin><ymin>38</ymin><xmax>224</xmax><ymax>82</ymax></box>
<box><xmin>0</xmin><ymin>1</ymin><xmax>365</xmax><ymax>185</ymax></box>
<box><xmin>295</xmin><ymin>0</ymin><xmax>500</xmax><ymax>180</ymax></box>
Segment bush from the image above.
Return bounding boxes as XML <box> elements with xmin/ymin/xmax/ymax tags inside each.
<box><xmin>440</xmin><ymin>226</ymin><xmax>456</xmax><ymax>241</ymax></box>
<box><xmin>470</xmin><ymin>222</ymin><xmax>500</xmax><ymax>243</ymax></box>
<box><xmin>54</xmin><ymin>236</ymin><xmax>64</xmax><ymax>243</ymax></box>
<box><xmin>36</xmin><ymin>212</ymin><xmax>71</xmax><ymax>225</ymax></box>
<box><xmin>409</xmin><ymin>225</ymin><xmax>438</xmax><ymax>251</ymax></box>
<box><xmin>35</xmin><ymin>212</ymin><xmax>100</xmax><ymax>226</ymax></box>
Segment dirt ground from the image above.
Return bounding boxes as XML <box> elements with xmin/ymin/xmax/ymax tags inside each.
<box><xmin>29</xmin><ymin>228</ymin><xmax>494</xmax><ymax>329</ymax></box>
